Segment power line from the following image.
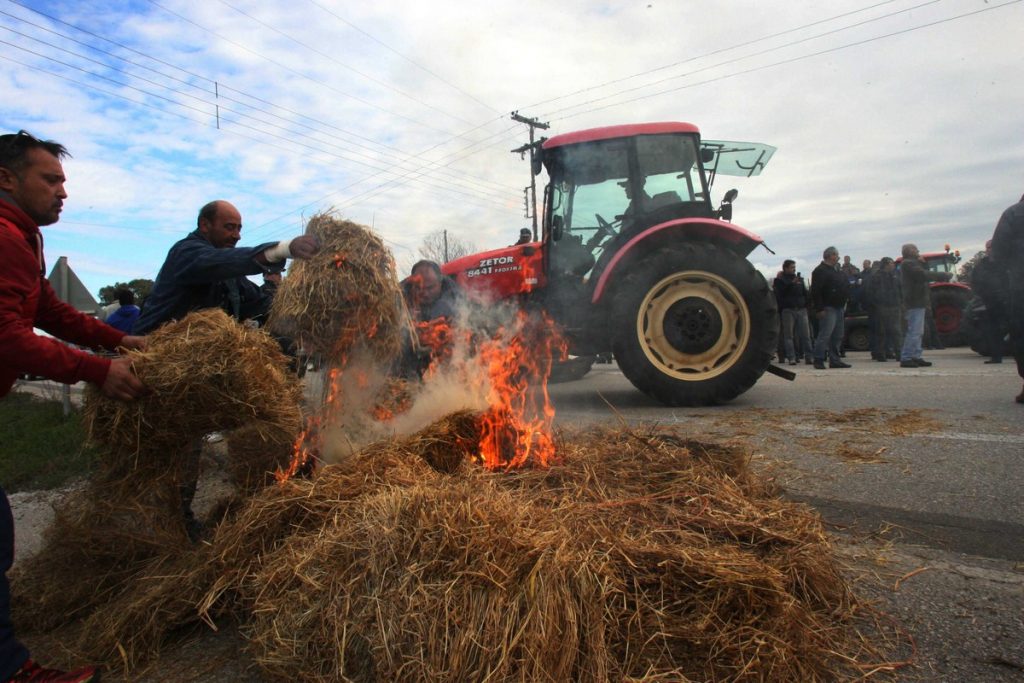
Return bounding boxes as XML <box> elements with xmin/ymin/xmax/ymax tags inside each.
<box><xmin>539</xmin><ymin>0</ymin><xmax>946</xmax><ymax>121</ymax></box>
<box><xmin>0</xmin><ymin>4</ymin><xmax>515</xmax><ymax>197</ymax></box>
<box><xmin>0</xmin><ymin>49</ymin><xmax>514</xmax><ymax>216</ymax></box>
<box><xmin>544</xmin><ymin>0</ymin><xmax>1023</xmax><ymax>123</ymax></box>
<box><xmin>523</xmin><ymin>0</ymin><xmax>905</xmax><ymax>112</ymax></box>
<box><xmin>142</xmin><ymin>0</ymin><xmax>458</xmax><ymax>137</ymax></box>
<box><xmin>304</xmin><ymin>0</ymin><xmax>501</xmax><ymax>115</ymax></box>
<box><xmin>213</xmin><ymin>0</ymin><xmax>483</xmax><ymax>128</ymax></box>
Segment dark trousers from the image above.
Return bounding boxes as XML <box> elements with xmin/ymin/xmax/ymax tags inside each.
<box><xmin>1008</xmin><ymin>276</ymin><xmax>1024</xmax><ymax>379</ymax></box>
<box><xmin>0</xmin><ymin>487</ymin><xmax>30</xmax><ymax>679</ymax></box>
<box><xmin>876</xmin><ymin>305</ymin><xmax>902</xmax><ymax>357</ymax></box>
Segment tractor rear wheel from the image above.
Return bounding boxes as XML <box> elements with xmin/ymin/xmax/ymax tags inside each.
<box><xmin>612</xmin><ymin>244</ymin><xmax>777</xmax><ymax>406</ymax></box>
<box><xmin>932</xmin><ymin>288</ymin><xmax>970</xmax><ymax>347</ymax></box>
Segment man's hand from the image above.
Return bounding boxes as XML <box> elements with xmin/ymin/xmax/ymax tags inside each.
<box><xmin>119</xmin><ymin>335</ymin><xmax>147</xmax><ymax>351</ymax></box>
<box><xmin>101</xmin><ymin>357</ymin><xmax>148</xmax><ymax>401</ymax></box>
<box><xmin>289</xmin><ymin>235</ymin><xmax>320</xmax><ymax>260</ymax></box>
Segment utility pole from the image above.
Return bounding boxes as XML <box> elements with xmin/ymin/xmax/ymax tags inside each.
<box><xmin>510</xmin><ymin>111</ymin><xmax>548</xmax><ymax>240</ymax></box>
<box><xmin>443</xmin><ymin>229</ymin><xmax>449</xmax><ymax>262</ymax></box>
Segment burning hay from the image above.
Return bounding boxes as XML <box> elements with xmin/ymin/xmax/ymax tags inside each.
<box><xmin>18</xmin><ymin>415</ymin><xmax>890</xmax><ymax>680</ymax></box>
<box><xmin>267</xmin><ymin>213</ymin><xmax>403</xmax><ymax>363</ymax></box>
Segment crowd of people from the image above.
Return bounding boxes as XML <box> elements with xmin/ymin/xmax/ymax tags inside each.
<box><xmin>773</xmin><ymin>233</ymin><xmax>1022</xmax><ymax>388</ymax></box>
<box><xmin>2</xmin><ymin>126</ymin><xmax>1023</xmax><ymax>680</ymax></box>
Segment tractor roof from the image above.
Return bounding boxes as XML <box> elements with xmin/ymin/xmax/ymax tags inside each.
<box><xmin>543</xmin><ymin>122</ymin><xmax>700</xmax><ymax>149</ymax></box>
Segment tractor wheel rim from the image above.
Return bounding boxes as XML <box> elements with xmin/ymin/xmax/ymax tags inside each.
<box><xmin>636</xmin><ymin>270</ymin><xmax>750</xmax><ymax>381</ymax></box>
<box><xmin>934</xmin><ymin>305</ymin><xmax>962</xmax><ymax>334</ymax></box>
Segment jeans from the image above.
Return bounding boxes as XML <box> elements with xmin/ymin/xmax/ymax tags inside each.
<box><xmin>813</xmin><ymin>306</ymin><xmax>845</xmax><ymax>363</ymax></box>
<box><xmin>0</xmin><ymin>487</ymin><xmax>30</xmax><ymax>680</ymax></box>
<box><xmin>901</xmin><ymin>307</ymin><xmax>925</xmax><ymax>361</ymax></box>
<box><xmin>781</xmin><ymin>308</ymin><xmax>814</xmax><ymax>361</ymax></box>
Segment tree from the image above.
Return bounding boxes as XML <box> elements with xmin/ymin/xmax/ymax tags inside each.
<box><xmin>98</xmin><ymin>278</ymin><xmax>154</xmax><ymax>306</ymax></box>
<box><xmin>418</xmin><ymin>230</ymin><xmax>476</xmax><ymax>264</ymax></box>
<box><xmin>958</xmin><ymin>251</ymin><xmax>985</xmax><ymax>285</ymax></box>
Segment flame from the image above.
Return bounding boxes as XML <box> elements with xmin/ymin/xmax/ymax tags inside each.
<box><xmin>475</xmin><ymin>311</ymin><xmax>567</xmax><ymax>470</ymax></box>
<box><xmin>276</xmin><ymin>308</ymin><xmax>568</xmax><ymax>482</ymax></box>
<box><xmin>275</xmin><ymin>366</ymin><xmax>343</xmax><ymax>482</ymax></box>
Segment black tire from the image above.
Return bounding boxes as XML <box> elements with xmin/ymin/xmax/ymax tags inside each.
<box><xmin>932</xmin><ymin>288</ymin><xmax>969</xmax><ymax>347</ymax></box>
<box><xmin>845</xmin><ymin>322</ymin><xmax>870</xmax><ymax>352</ymax></box>
<box><xmin>549</xmin><ymin>355</ymin><xmax>596</xmax><ymax>384</ymax></box>
<box><xmin>611</xmin><ymin>244</ymin><xmax>778</xmax><ymax>406</ymax></box>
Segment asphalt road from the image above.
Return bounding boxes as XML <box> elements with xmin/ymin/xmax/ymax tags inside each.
<box><xmin>549</xmin><ymin>347</ymin><xmax>1024</xmax><ymax>681</ymax></box>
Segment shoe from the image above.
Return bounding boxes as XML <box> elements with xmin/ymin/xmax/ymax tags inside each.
<box><xmin>813</xmin><ymin>360</ymin><xmax>826</xmax><ymax>370</ymax></box>
<box><xmin>788</xmin><ymin>360</ymin><xmax>797</xmax><ymax>366</ymax></box>
<box><xmin>899</xmin><ymin>360</ymin><xmax>917</xmax><ymax>368</ymax></box>
<box><xmin>914</xmin><ymin>358</ymin><xmax>932</xmax><ymax>367</ymax></box>
<box><xmin>829</xmin><ymin>361</ymin><xmax>852</xmax><ymax>368</ymax></box>
<box><xmin>805</xmin><ymin>358</ymin><xmax>814</xmax><ymax>365</ymax></box>
<box><xmin>934</xmin><ymin>344</ymin><xmax>946</xmax><ymax>350</ymax></box>
<box><xmin>872</xmin><ymin>354</ymin><xmax>887</xmax><ymax>362</ymax></box>
<box><xmin>885</xmin><ymin>352</ymin><xmax>897</xmax><ymax>359</ymax></box>
<box><xmin>985</xmin><ymin>359</ymin><xmax>1002</xmax><ymax>364</ymax></box>
<box><xmin>6</xmin><ymin>659</ymin><xmax>100</xmax><ymax>682</ymax></box>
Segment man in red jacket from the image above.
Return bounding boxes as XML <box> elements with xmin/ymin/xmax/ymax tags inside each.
<box><xmin>0</xmin><ymin>130</ymin><xmax>148</xmax><ymax>682</ymax></box>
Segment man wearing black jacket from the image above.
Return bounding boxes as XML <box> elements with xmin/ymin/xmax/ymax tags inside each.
<box><xmin>773</xmin><ymin>260</ymin><xmax>814</xmax><ymax>365</ymax></box>
<box><xmin>810</xmin><ymin>246</ymin><xmax>851</xmax><ymax>369</ymax></box>
<box><xmin>990</xmin><ymin>194</ymin><xmax>1024</xmax><ymax>402</ymax></box>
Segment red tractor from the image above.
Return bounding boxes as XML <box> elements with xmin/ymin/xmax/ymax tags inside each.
<box><xmin>897</xmin><ymin>245</ymin><xmax>971</xmax><ymax>346</ymax></box>
<box><xmin>442</xmin><ymin>122</ymin><xmax>780</xmax><ymax>406</ymax></box>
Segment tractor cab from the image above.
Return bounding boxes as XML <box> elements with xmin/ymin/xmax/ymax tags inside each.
<box><xmin>541</xmin><ymin>124</ymin><xmax>774</xmax><ymax>283</ymax></box>
<box><xmin>920</xmin><ymin>246</ymin><xmax>962</xmax><ymax>282</ymax></box>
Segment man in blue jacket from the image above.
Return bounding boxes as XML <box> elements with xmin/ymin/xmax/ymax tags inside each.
<box><xmin>135</xmin><ymin>200</ymin><xmax>319</xmax><ymax>540</ymax></box>
<box><xmin>134</xmin><ymin>200</ymin><xmax>318</xmax><ymax>334</ymax></box>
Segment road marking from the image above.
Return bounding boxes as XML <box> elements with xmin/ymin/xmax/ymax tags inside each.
<box><xmin>557</xmin><ymin>412</ymin><xmax>1024</xmax><ymax>446</ymax></box>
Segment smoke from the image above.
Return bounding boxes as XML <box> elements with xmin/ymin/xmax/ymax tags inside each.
<box><xmin>313</xmin><ymin>297</ymin><xmax>525</xmax><ymax>465</ymax></box>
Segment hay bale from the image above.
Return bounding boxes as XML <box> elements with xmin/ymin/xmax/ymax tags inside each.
<box><xmin>267</xmin><ymin>213</ymin><xmax>403</xmax><ymax>363</ymax></box>
<box><xmin>226</xmin><ymin>423</ymin><xmax>297</xmax><ymax>492</ymax></box>
<box><xmin>203</xmin><ymin>423</ymin><xmax>885</xmax><ymax>682</ymax></box>
<box><xmin>12</xmin><ymin>309</ymin><xmax>303</xmax><ymax>666</ymax></box>
<box><xmin>16</xmin><ymin>413</ymin><xmax>892</xmax><ymax>679</ymax></box>
<box><xmin>84</xmin><ymin>308</ymin><xmax>303</xmax><ymax>468</ymax></box>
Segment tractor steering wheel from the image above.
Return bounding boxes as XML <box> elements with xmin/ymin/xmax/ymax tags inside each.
<box><xmin>586</xmin><ymin>213</ymin><xmax>616</xmax><ymax>249</ymax></box>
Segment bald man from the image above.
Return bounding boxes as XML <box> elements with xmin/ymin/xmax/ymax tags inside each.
<box><xmin>133</xmin><ymin>199</ymin><xmax>319</xmax><ymax>334</ymax></box>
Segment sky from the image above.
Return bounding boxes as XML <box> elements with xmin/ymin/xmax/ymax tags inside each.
<box><xmin>1</xmin><ymin>0</ymin><xmax>1022</xmax><ymax>299</ymax></box>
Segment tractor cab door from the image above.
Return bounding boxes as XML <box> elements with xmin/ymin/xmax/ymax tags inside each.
<box><xmin>546</xmin><ymin>133</ymin><xmax>710</xmax><ymax>285</ymax></box>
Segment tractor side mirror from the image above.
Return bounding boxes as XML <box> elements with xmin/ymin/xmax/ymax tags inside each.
<box><xmin>700</xmin><ymin>148</ymin><xmax>716</xmax><ymax>164</ymax></box>
<box><xmin>551</xmin><ymin>215</ymin><xmax>564</xmax><ymax>241</ymax></box>
<box><xmin>717</xmin><ymin>188</ymin><xmax>738</xmax><ymax>222</ymax></box>
<box><xmin>532</xmin><ymin>145</ymin><xmax>545</xmax><ymax>176</ymax></box>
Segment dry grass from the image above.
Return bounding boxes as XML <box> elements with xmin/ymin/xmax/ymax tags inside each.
<box><xmin>267</xmin><ymin>213</ymin><xmax>403</xmax><ymax>364</ymax></box>
<box><xmin>18</xmin><ymin>414</ymin><xmax>896</xmax><ymax>681</ymax></box>
<box><xmin>11</xmin><ymin>309</ymin><xmax>303</xmax><ymax>666</ymax></box>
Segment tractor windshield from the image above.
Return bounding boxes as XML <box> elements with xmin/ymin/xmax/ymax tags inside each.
<box><xmin>546</xmin><ymin>132</ymin><xmax>709</xmax><ymax>277</ymax></box>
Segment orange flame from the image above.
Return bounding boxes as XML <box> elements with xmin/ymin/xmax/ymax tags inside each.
<box><xmin>475</xmin><ymin>311</ymin><xmax>567</xmax><ymax>470</ymax></box>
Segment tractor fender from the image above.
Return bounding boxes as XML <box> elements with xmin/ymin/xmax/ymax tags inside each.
<box><xmin>929</xmin><ymin>281</ymin><xmax>971</xmax><ymax>292</ymax></box>
<box><xmin>591</xmin><ymin>218</ymin><xmax>764</xmax><ymax>304</ymax></box>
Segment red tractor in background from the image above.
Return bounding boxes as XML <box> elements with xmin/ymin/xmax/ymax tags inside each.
<box><xmin>897</xmin><ymin>245</ymin><xmax>971</xmax><ymax>346</ymax></box>
<box><xmin>442</xmin><ymin>122</ymin><xmax>781</xmax><ymax>406</ymax></box>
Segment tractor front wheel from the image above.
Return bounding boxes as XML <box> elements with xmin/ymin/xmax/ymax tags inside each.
<box><xmin>612</xmin><ymin>244</ymin><xmax>777</xmax><ymax>406</ymax></box>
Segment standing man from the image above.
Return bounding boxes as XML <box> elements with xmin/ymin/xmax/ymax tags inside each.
<box><xmin>133</xmin><ymin>200</ymin><xmax>319</xmax><ymax>540</ymax></box>
<box><xmin>810</xmin><ymin>246</ymin><xmax>851</xmax><ymax>369</ymax></box>
<box><xmin>866</xmin><ymin>257</ymin><xmax>902</xmax><ymax>361</ymax></box>
<box><xmin>773</xmin><ymin>260</ymin><xmax>814</xmax><ymax>365</ymax></box>
<box><xmin>899</xmin><ymin>243</ymin><xmax>952</xmax><ymax>368</ymax></box>
<box><xmin>1</xmin><ymin>130</ymin><xmax>147</xmax><ymax>682</ymax></box>
<box><xmin>990</xmin><ymin>194</ymin><xmax>1024</xmax><ymax>402</ymax></box>
<box><xmin>970</xmin><ymin>241</ymin><xmax>1007</xmax><ymax>365</ymax></box>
